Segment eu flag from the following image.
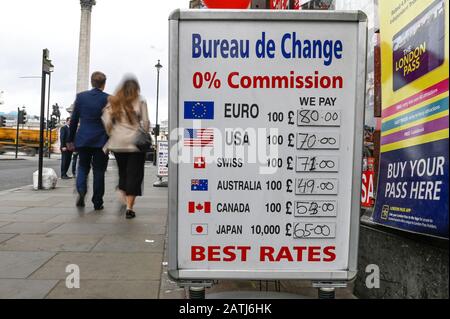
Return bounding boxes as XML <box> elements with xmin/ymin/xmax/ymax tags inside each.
<box><xmin>184</xmin><ymin>101</ymin><xmax>214</xmax><ymax>120</ymax></box>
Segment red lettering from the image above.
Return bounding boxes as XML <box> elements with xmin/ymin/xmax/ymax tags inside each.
<box><xmin>260</xmin><ymin>246</ymin><xmax>275</xmax><ymax>261</ymax></box>
<box><xmin>276</xmin><ymin>246</ymin><xmax>294</xmax><ymax>262</ymax></box>
<box><xmin>191</xmin><ymin>246</ymin><xmax>205</xmax><ymax>261</ymax></box>
<box><xmin>191</xmin><ymin>246</ymin><xmax>251</xmax><ymax>262</ymax></box>
<box><xmin>293</xmin><ymin>246</ymin><xmax>307</xmax><ymax>261</ymax></box>
<box><xmin>237</xmin><ymin>246</ymin><xmax>251</xmax><ymax>261</ymax></box>
<box><xmin>228</xmin><ymin>72</ymin><xmax>240</xmax><ymax>89</ymax></box>
<box><xmin>208</xmin><ymin>246</ymin><xmax>221</xmax><ymax>262</ymax></box>
<box><xmin>223</xmin><ymin>246</ymin><xmax>236</xmax><ymax>262</ymax></box>
<box><xmin>323</xmin><ymin>246</ymin><xmax>336</xmax><ymax>262</ymax></box>
<box><xmin>308</xmin><ymin>246</ymin><xmax>322</xmax><ymax>262</ymax></box>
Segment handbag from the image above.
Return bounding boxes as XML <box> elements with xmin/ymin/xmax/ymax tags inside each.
<box><xmin>134</xmin><ymin>103</ymin><xmax>152</xmax><ymax>152</ymax></box>
<box><xmin>135</xmin><ymin>126</ymin><xmax>152</xmax><ymax>152</ymax></box>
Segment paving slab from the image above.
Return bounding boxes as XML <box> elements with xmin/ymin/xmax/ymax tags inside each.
<box><xmin>0</xmin><ymin>234</ymin><xmax>17</xmax><ymax>244</ymax></box>
<box><xmin>133</xmin><ymin>201</ymin><xmax>168</xmax><ymax>209</ymax></box>
<box><xmin>0</xmin><ymin>213</ymin><xmax>59</xmax><ymax>223</ymax></box>
<box><xmin>0</xmin><ymin>234</ymin><xmax>103</xmax><ymax>252</ymax></box>
<box><xmin>0</xmin><ymin>222</ymin><xmax>11</xmax><ymax>228</ymax></box>
<box><xmin>0</xmin><ymin>251</ymin><xmax>56</xmax><ymax>279</ymax></box>
<box><xmin>45</xmin><ymin>214</ymin><xmax>105</xmax><ymax>224</ymax></box>
<box><xmin>0</xmin><ymin>222</ymin><xmax>62</xmax><ymax>234</ymax></box>
<box><xmin>30</xmin><ymin>252</ymin><xmax>163</xmax><ymax>280</ymax></box>
<box><xmin>3</xmin><ymin>194</ymin><xmax>55</xmax><ymax>201</ymax></box>
<box><xmin>92</xmin><ymin>234</ymin><xmax>165</xmax><ymax>253</ymax></box>
<box><xmin>46</xmin><ymin>212</ymin><xmax>168</xmax><ymax>224</ymax></box>
<box><xmin>46</xmin><ymin>280</ymin><xmax>160</xmax><ymax>299</ymax></box>
<box><xmin>0</xmin><ymin>207</ymin><xmax>26</xmax><ymax>214</ymax></box>
<box><xmin>0</xmin><ymin>198</ymin><xmax>66</xmax><ymax>207</ymax></box>
<box><xmin>15</xmin><ymin>207</ymin><xmax>87</xmax><ymax>215</ymax></box>
<box><xmin>48</xmin><ymin>222</ymin><xmax>166</xmax><ymax>235</ymax></box>
<box><xmin>0</xmin><ymin>279</ymin><xmax>59</xmax><ymax>299</ymax></box>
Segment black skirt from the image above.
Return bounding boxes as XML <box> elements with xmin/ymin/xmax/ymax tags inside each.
<box><xmin>114</xmin><ymin>152</ymin><xmax>146</xmax><ymax>196</ymax></box>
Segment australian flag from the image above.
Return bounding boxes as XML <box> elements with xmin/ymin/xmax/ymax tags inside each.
<box><xmin>184</xmin><ymin>101</ymin><xmax>214</xmax><ymax>120</ymax></box>
<box><xmin>191</xmin><ymin>179</ymin><xmax>208</xmax><ymax>191</ymax></box>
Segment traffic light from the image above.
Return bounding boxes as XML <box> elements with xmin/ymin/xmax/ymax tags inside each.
<box><xmin>0</xmin><ymin>116</ymin><xmax>6</xmax><ymax>127</ymax></box>
<box><xmin>18</xmin><ymin>109</ymin><xmax>27</xmax><ymax>124</ymax></box>
<box><xmin>154</xmin><ymin>124</ymin><xmax>160</xmax><ymax>137</ymax></box>
<box><xmin>49</xmin><ymin>117</ymin><xmax>57</xmax><ymax>129</ymax></box>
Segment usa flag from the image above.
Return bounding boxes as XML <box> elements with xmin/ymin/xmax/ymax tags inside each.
<box><xmin>184</xmin><ymin>129</ymin><xmax>214</xmax><ymax>147</ymax></box>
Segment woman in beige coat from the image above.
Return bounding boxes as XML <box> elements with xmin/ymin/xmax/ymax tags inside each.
<box><xmin>102</xmin><ymin>77</ymin><xmax>150</xmax><ymax>219</ymax></box>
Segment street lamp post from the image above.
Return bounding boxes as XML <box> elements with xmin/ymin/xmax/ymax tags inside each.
<box><xmin>46</xmin><ymin>71</ymin><xmax>53</xmax><ymax>158</ymax></box>
<box><xmin>15</xmin><ymin>107</ymin><xmax>21</xmax><ymax>159</ymax></box>
<box><xmin>38</xmin><ymin>49</ymin><xmax>54</xmax><ymax>190</ymax></box>
<box><xmin>153</xmin><ymin>60</ymin><xmax>162</xmax><ymax>166</ymax></box>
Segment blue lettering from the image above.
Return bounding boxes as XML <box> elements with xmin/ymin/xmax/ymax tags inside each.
<box><xmin>281</xmin><ymin>33</ymin><xmax>291</xmax><ymax>58</ymax></box>
<box><xmin>192</xmin><ymin>33</ymin><xmax>201</xmax><ymax>58</ymax></box>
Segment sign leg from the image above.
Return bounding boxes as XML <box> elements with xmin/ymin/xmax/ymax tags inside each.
<box><xmin>318</xmin><ymin>287</ymin><xmax>336</xmax><ymax>299</ymax></box>
<box><xmin>189</xmin><ymin>286</ymin><xmax>206</xmax><ymax>299</ymax></box>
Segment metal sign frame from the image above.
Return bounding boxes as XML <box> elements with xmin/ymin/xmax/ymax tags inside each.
<box><xmin>168</xmin><ymin>9</ymin><xmax>367</xmax><ymax>282</ymax></box>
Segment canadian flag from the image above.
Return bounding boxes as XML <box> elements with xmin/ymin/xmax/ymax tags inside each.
<box><xmin>188</xmin><ymin>201</ymin><xmax>211</xmax><ymax>214</ymax></box>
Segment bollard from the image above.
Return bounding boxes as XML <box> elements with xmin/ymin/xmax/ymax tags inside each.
<box><xmin>189</xmin><ymin>286</ymin><xmax>206</xmax><ymax>299</ymax></box>
<box><xmin>318</xmin><ymin>287</ymin><xmax>336</xmax><ymax>299</ymax></box>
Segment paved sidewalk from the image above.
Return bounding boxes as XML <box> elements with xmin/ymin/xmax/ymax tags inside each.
<box><xmin>0</xmin><ymin>161</ymin><xmax>168</xmax><ymax>299</ymax></box>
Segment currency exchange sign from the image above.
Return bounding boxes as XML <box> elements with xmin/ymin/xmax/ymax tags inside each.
<box><xmin>168</xmin><ymin>10</ymin><xmax>368</xmax><ymax>281</ymax></box>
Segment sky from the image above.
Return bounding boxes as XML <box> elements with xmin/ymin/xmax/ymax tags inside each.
<box><xmin>0</xmin><ymin>0</ymin><xmax>189</xmax><ymax>123</ymax></box>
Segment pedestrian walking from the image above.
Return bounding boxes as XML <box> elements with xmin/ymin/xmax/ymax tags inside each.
<box><xmin>67</xmin><ymin>71</ymin><xmax>109</xmax><ymax>210</ymax></box>
<box><xmin>71</xmin><ymin>152</ymin><xmax>78</xmax><ymax>177</ymax></box>
<box><xmin>102</xmin><ymin>77</ymin><xmax>150</xmax><ymax>219</ymax></box>
<box><xmin>59</xmin><ymin>117</ymin><xmax>73</xmax><ymax>179</ymax></box>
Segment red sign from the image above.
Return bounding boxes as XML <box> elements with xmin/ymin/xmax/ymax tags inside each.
<box><xmin>270</xmin><ymin>0</ymin><xmax>302</xmax><ymax>9</ymax></box>
<box><xmin>270</xmin><ymin>0</ymin><xmax>289</xmax><ymax>9</ymax></box>
<box><xmin>361</xmin><ymin>157</ymin><xmax>375</xmax><ymax>208</ymax></box>
<box><xmin>202</xmin><ymin>0</ymin><xmax>251</xmax><ymax>9</ymax></box>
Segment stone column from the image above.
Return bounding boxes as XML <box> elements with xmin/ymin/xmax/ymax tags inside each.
<box><xmin>76</xmin><ymin>0</ymin><xmax>96</xmax><ymax>93</ymax></box>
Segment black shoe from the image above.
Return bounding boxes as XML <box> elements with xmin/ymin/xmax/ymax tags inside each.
<box><xmin>125</xmin><ymin>210</ymin><xmax>136</xmax><ymax>219</ymax></box>
<box><xmin>76</xmin><ymin>193</ymin><xmax>85</xmax><ymax>207</ymax></box>
<box><xmin>61</xmin><ymin>175</ymin><xmax>70</xmax><ymax>180</ymax></box>
<box><xmin>94</xmin><ymin>205</ymin><xmax>104</xmax><ymax>211</ymax></box>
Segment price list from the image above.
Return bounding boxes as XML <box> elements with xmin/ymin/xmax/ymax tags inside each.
<box><xmin>170</xmin><ymin>11</ymin><xmax>366</xmax><ymax>280</ymax></box>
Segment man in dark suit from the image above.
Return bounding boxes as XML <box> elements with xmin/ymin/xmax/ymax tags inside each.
<box><xmin>59</xmin><ymin>117</ymin><xmax>73</xmax><ymax>179</ymax></box>
<box><xmin>67</xmin><ymin>72</ymin><xmax>109</xmax><ymax>210</ymax></box>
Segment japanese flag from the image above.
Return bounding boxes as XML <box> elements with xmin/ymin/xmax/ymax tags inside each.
<box><xmin>191</xmin><ymin>224</ymin><xmax>208</xmax><ymax>235</ymax></box>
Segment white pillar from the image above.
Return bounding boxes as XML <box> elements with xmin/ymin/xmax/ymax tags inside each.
<box><xmin>76</xmin><ymin>0</ymin><xmax>96</xmax><ymax>93</ymax></box>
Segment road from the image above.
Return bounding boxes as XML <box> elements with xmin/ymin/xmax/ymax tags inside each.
<box><xmin>0</xmin><ymin>155</ymin><xmax>61</xmax><ymax>191</ymax></box>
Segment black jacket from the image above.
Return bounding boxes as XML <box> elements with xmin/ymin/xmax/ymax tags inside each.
<box><xmin>60</xmin><ymin>125</ymin><xmax>70</xmax><ymax>150</ymax></box>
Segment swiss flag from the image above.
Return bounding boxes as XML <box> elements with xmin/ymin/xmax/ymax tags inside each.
<box><xmin>188</xmin><ymin>201</ymin><xmax>211</xmax><ymax>214</ymax></box>
<box><xmin>194</xmin><ymin>157</ymin><xmax>206</xmax><ymax>169</ymax></box>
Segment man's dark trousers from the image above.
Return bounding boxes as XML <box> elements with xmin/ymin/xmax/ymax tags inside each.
<box><xmin>76</xmin><ymin>147</ymin><xmax>108</xmax><ymax>208</ymax></box>
<box><xmin>72</xmin><ymin>152</ymin><xmax>78</xmax><ymax>176</ymax></box>
<box><xmin>61</xmin><ymin>150</ymin><xmax>73</xmax><ymax>177</ymax></box>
